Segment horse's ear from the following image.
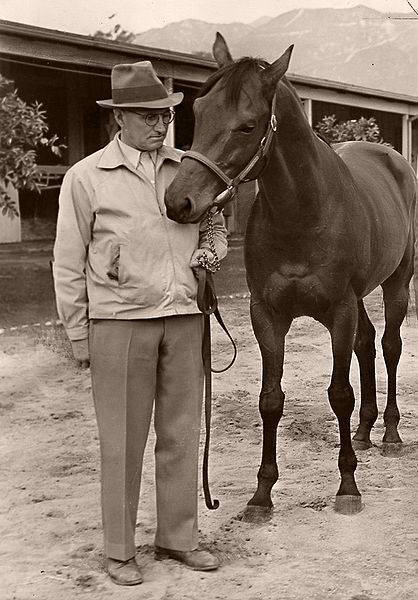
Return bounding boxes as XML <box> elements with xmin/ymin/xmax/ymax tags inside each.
<box><xmin>212</xmin><ymin>32</ymin><xmax>233</xmax><ymax>68</ymax></box>
<box><xmin>263</xmin><ymin>45</ymin><xmax>294</xmax><ymax>87</ymax></box>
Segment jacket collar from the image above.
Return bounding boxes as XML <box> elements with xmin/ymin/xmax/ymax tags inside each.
<box><xmin>97</xmin><ymin>135</ymin><xmax>183</xmax><ymax>170</ymax></box>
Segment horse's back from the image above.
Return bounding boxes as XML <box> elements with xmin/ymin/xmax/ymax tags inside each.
<box><xmin>334</xmin><ymin>141</ymin><xmax>416</xmax><ymax>215</ymax></box>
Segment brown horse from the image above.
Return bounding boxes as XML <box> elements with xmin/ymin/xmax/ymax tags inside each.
<box><xmin>165</xmin><ymin>34</ymin><xmax>416</xmax><ymax>517</ymax></box>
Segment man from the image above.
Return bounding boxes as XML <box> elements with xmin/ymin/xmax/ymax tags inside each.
<box><xmin>53</xmin><ymin>61</ymin><xmax>227</xmax><ymax>586</ymax></box>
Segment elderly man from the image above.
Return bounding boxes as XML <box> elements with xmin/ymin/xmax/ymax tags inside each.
<box><xmin>53</xmin><ymin>61</ymin><xmax>227</xmax><ymax>586</ymax></box>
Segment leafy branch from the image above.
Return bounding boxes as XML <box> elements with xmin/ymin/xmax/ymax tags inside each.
<box><xmin>0</xmin><ymin>74</ymin><xmax>65</xmax><ymax>219</ymax></box>
<box><xmin>314</xmin><ymin>115</ymin><xmax>389</xmax><ymax>145</ymax></box>
<box><xmin>93</xmin><ymin>24</ymin><xmax>135</xmax><ymax>43</ymax></box>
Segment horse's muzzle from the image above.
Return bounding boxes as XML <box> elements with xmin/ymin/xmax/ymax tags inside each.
<box><xmin>165</xmin><ymin>192</ymin><xmax>200</xmax><ymax>223</ymax></box>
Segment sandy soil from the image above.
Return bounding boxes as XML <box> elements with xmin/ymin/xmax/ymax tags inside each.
<box><xmin>1</xmin><ymin>289</ymin><xmax>417</xmax><ymax>600</ymax></box>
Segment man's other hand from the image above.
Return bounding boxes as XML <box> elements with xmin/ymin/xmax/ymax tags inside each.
<box><xmin>71</xmin><ymin>339</ymin><xmax>90</xmax><ymax>369</ymax></box>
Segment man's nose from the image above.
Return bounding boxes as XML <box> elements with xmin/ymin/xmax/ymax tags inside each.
<box><xmin>153</xmin><ymin>116</ymin><xmax>168</xmax><ymax>133</ymax></box>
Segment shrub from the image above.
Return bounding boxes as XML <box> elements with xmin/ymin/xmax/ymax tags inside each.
<box><xmin>314</xmin><ymin>114</ymin><xmax>388</xmax><ymax>145</ymax></box>
<box><xmin>0</xmin><ymin>74</ymin><xmax>64</xmax><ymax>218</ymax></box>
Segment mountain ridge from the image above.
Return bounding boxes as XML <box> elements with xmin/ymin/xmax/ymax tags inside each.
<box><xmin>133</xmin><ymin>6</ymin><xmax>418</xmax><ymax>97</ymax></box>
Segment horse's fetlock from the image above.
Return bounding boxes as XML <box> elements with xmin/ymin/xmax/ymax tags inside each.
<box><xmin>258</xmin><ymin>464</ymin><xmax>279</xmax><ymax>483</ymax></box>
<box><xmin>338</xmin><ymin>448</ymin><xmax>357</xmax><ymax>474</ymax></box>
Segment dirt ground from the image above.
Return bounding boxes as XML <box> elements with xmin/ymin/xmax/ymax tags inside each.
<box><xmin>1</xmin><ymin>285</ymin><xmax>417</xmax><ymax>600</ymax></box>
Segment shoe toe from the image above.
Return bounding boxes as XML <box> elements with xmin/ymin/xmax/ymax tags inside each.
<box><xmin>155</xmin><ymin>547</ymin><xmax>219</xmax><ymax>571</ymax></box>
<box><xmin>186</xmin><ymin>549</ymin><xmax>219</xmax><ymax>571</ymax></box>
<box><xmin>107</xmin><ymin>558</ymin><xmax>143</xmax><ymax>586</ymax></box>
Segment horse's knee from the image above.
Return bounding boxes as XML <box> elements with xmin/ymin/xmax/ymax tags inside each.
<box><xmin>259</xmin><ymin>387</ymin><xmax>285</xmax><ymax>420</ymax></box>
<box><xmin>354</xmin><ymin>332</ymin><xmax>376</xmax><ymax>361</ymax></box>
<box><xmin>328</xmin><ymin>383</ymin><xmax>355</xmax><ymax>418</ymax></box>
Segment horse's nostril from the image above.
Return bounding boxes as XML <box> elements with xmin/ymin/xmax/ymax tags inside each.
<box><xmin>183</xmin><ymin>196</ymin><xmax>194</xmax><ymax>216</ymax></box>
<box><xmin>166</xmin><ymin>195</ymin><xmax>195</xmax><ymax>223</ymax></box>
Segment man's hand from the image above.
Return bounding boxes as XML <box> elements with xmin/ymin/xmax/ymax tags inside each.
<box><xmin>71</xmin><ymin>339</ymin><xmax>90</xmax><ymax>369</ymax></box>
<box><xmin>190</xmin><ymin>248</ymin><xmax>215</xmax><ymax>270</ymax></box>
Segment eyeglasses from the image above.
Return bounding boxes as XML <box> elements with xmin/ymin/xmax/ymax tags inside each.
<box><xmin>126</xmin><ymin>109</ymin><xmax>175</xmax><ymax>127</ymax></box>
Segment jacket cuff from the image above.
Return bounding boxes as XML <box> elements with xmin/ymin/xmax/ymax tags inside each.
<box><xmin>65</xmin><ymin>325</ymin><xmax>89</xmax><ymax>341</ymax></box>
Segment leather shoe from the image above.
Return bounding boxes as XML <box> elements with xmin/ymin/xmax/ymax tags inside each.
<box><xmin>107</xmin><ymin>557</ymin><xmax>143</xmax><ymax>586</ymax></box>
<box><xmin>155</xmin><ymin>546</ymin><xmax>219</xmax><ymax>571</ymax></box>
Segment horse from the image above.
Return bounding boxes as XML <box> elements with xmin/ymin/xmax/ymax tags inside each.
<box><xmin>165</xmin><ymin>33</ymin><xmax>416</xmax><ymax>517</ymax></box>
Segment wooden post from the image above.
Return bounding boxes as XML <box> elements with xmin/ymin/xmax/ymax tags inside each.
<box><xmin>65</xmin><ymin>72</ymin><xmax>85</xmax><ymax>165</ymax></box>
<box><xmin>164</xmin><ymin>77</ymin><xmax>175</xmax><ymax>147</ymax></box>
<box><xmin>0</xmin><ymin>183</ymin><xmax>21</xmax><ymax>243</ymax></box>
<box><xmin>402</xmin><ymin>114</ymin><xmax>411</xmax><ymax>162</ymax></box>
<box><xmin>302</xmin><ymin>98</ymin><xmax>313</xmax><ymax>126</ymax></box>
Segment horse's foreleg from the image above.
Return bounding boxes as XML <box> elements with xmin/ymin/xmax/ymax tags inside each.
<box><xmin>325</xmin><ymin>291</ymin><xmax>363</xmax><ymax>514</ymax></box>
<box><xmin>352</xmin><ymin>300</ymin><xmax>377</xmax><ymax>450</ymax></box>
<box><xmin>244</xmin><ymin>300</ymin><xmax>291</xmax><ymax>519</ymax></box>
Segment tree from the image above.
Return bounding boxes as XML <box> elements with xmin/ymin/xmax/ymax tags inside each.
<box><xmin>0</xmin><ymin>75</ymin><xmax>64</xmax><ymax>218</ymax></box>
<box><xmin>93</xmin><ymin>24</ymin><xmax>135</xmax><ymax>43</ymax></box>
<box><xmin>314</xmin><ymin>114</ymin><xmax>388</xmax><ymax>145</ymax></box>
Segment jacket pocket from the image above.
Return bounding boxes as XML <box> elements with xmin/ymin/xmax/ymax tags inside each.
<box><xmin>116</xmin><ymin>242</ymin><xmax>164</xmax><ymax>307</ymax></box>
<box><xmin>106</xmin><ymin>243</ymin><xmax>120</xmax><ymax>281</ymax></box>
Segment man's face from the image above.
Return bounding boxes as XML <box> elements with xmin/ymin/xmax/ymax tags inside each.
<box><xmin>114</xmin><ymin>107</ymin><xmax>172</xmax><ymax>151</ymax></box>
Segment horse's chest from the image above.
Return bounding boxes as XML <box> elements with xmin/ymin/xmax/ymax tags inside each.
<box><xmin>264</xmin><ymin>268</ymin><xmax>331</xmax><ymax>317</ymax></box>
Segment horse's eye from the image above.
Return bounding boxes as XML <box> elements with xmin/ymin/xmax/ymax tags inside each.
<box><xmin>238</xmin><ymin>125</ymin><xmax>256</xmax><ymax>134</ymax></box>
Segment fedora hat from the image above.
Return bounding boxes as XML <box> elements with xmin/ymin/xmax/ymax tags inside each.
<box><xmin>97</xmin><ymin>61</ymin><xmax>183</xmax><ymax>109</ymax></box>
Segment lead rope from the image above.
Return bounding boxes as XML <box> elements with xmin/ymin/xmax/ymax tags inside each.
<box><xmin>197</xmin><ymin>210</ymin><xmax>237</xmax><ymax>510</ymax></box>
<box><xmin>197</xmin><ymin>210</ymin><xmax>221</xmax><ymax>273</ymax></box>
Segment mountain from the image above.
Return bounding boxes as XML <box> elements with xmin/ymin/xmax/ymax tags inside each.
<box><xmin>133</xmin><ymin>6</ymin><xmax>418</xmax><ymax>97</ymax></box>
<box><xmin>134</xmin><ymin>19</ymin><xmax>254</xmax><ymax>56</ymax></box>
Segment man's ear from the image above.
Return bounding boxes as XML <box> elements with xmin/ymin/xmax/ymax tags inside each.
<box><xmin>212</xmin><ymin>32</ymin><xmax>233</xmax><ymax>68</ymax></box>
<box><xmin>113</xmin><ymin>108</ymin><xmax>124</xmax><ymax>128</ymax></box>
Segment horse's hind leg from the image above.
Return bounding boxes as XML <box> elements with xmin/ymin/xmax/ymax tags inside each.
<box><xmin>243</xmin><ymin>299</ymin><xmax>291</xmax><ymax>521</ymax></box>
<box><xmin>352</xmin><ymin>300</ymin><xmax>377</xmax><ymax>450</ymax></box>
<box><xmin>380</xmin><ymin>246</ymin><xmax>413</xmax><ymax>456</ymax></box>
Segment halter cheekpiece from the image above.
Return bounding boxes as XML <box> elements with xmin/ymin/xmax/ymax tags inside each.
<box><xmin>181</xmin><ymin>91</ymin><xmax>278</xmax><ymax>213</ymax></box>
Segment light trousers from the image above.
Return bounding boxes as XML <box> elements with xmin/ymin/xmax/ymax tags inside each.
<box><xmin>89</xmin><ymin>315</ymin><xmax>204</xmax><ymax>561</ymax></box>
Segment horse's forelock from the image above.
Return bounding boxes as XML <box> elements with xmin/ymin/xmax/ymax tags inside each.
<box><xmin>198</xmin><ymin>58</ymin><xmax>269</xmax><ymax>107</ymax></box>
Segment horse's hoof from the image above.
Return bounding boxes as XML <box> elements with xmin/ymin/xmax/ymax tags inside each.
<box><xmin>334</xmin><ymin>495</ymin><xmax>363</xmax><ymax>515</ymax></box>
<box><xmin>352</xmin><ymin>438</ymin><xmax>372</xmax><ymax>451</ymax></box>
<box><xmin>237</xmin><ymin>504</ymin><xmax>273</xmax><ymax>524</ymax></box>
<box><xmin>381</xmin><ymin>442</ymin><xmax>403</xmax><ymax>457</ymax></box>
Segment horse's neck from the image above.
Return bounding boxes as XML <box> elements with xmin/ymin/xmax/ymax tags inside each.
<box><xmin>259</xmin><ymin>108</ymin><xmax>336</xmax><ymax>228</ymax></box>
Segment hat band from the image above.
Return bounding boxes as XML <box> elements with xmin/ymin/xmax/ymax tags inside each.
<box><xmin>112</xmin><ymin>83</ymin><xmax>169</xmax><ymax>104</ymax></box>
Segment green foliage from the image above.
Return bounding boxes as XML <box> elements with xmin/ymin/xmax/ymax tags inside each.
<box><xmin>93</xmin><ymin>24</ymin><xmax>135</xmax><ymax>43</ymax></box>
<box><xmin>0</xmin><ymin>74</ymin><xmax>64</xmax><ymax>219</ymax></box>
<box><xmin>314</xmin><ymin>114</ymin><xmax>387</xmax><ymax>145</ymax></box>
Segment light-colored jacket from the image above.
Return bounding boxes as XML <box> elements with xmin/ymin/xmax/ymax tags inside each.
<box><xmin>53</xmin><ymin>138</ymin><xmax>228</xmax><ymax>341</ymax></box>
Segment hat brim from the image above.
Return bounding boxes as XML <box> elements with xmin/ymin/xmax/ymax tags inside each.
<box><xmin>96</xmin><ymin>92</ymin><xmax>184</xmax><ymax>109</ymax></box>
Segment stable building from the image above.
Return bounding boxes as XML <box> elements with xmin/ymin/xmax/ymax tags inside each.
<box><xmin>1</xmin><ymin>19</ymin><xmax>417</xmax><ymax>241</ymax></box>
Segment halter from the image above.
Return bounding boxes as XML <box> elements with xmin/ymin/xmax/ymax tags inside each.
<box><xmin>181</xmin><ymin>91</ymin><xmax>278</xmax><ymax>213</ymax></box>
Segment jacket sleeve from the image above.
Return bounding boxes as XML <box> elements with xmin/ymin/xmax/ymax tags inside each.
<box><xmin>53</xmin><ymin>168</ymin><xmax>94</xmax><ymax>341</ymax></box>
<box><xmin>198</xmin><ymin>210</ymin><xmax>228</xmax><ymax>261</ymax></box>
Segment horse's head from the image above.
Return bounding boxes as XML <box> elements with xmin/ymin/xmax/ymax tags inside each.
<box><xmin>165</xmin><ymin>33</ymin><xmax>293</xmax><ymax>223</ymax></box>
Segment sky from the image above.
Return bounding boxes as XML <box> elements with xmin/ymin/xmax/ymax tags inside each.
<box><xmin>1</xmin><ymin>0</ymin><xmax>415</xmax><ymax>36</ymax></box>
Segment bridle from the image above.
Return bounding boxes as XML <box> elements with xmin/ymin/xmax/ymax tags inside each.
<box><xmin>181</xmin><ymin>91</ymin><xmax>278</xmax><ymax>214</ymax></box>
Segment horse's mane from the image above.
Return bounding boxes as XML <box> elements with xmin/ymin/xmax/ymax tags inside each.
<box><xmin>197</xmin><ymin>57</ymin><xmax>270</xmax><ymax>107</ymax></box>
